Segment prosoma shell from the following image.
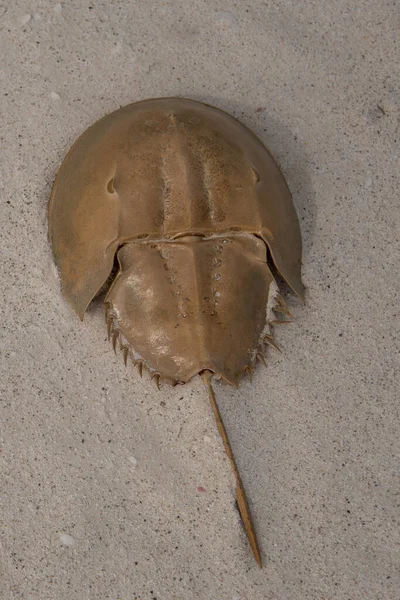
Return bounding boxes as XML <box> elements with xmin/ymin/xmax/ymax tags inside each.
<box><xmin>48</xmin><ymin>97</ymin><xmax>304</xmax><ymax>567</ymax></box>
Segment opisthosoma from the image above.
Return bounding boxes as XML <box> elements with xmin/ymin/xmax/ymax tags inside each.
<box><xmin>48</xmin><ymin>97</ymin><xmax>304</xmax><ymax>567</ymax></box>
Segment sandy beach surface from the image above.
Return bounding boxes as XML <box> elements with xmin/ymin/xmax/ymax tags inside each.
<box><xmin>1</xmin><ymin>1</ymin><xmax>399</xmax><ymax>599</ymax></box>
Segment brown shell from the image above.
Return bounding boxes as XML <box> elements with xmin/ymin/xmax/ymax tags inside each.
<box><xmin>49</xmin><ymin>97</ymin><xmax>303</xmax><ymax>384</ymax></box>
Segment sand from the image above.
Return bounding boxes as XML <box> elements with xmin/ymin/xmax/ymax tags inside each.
<box><xmin>1</xmin><ymin>1</ymin><xmax>399</xmax><ymax>599</ymax></box>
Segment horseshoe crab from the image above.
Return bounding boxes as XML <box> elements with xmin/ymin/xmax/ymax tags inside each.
<box><xmin>48</xmin><ymin>97</ymin><xmax>304</xmax><ymax>567</ymax></box>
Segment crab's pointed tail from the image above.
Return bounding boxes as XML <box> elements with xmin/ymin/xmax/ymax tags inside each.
<box><xmin>201</xmin><ymin>370</ymin><xmax>262</xmax><ymax>568</ymax></box>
